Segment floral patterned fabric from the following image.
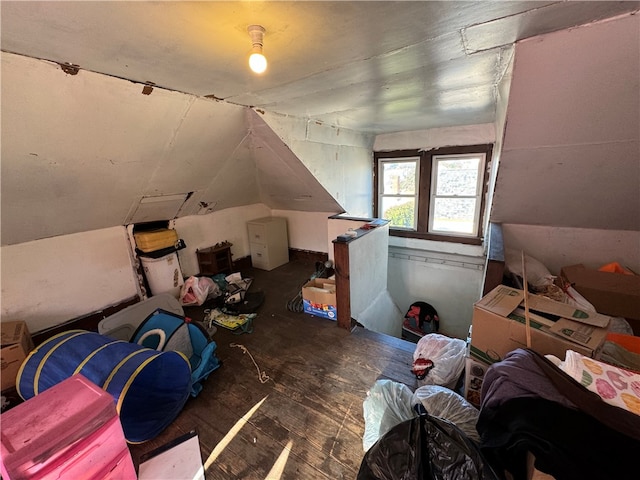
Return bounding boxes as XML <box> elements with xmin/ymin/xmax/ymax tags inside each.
<box><xmin>559</xmin><ymin>350</ymin><xmax>640</xmax><ymax>415</ymax></box>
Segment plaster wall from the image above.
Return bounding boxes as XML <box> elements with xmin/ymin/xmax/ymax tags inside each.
<box><xmin>260</xmin><ymin>111</ymin><xmax>375</xmax><ymax>217</ymax></box>
<box><xmin>0</xmin><ymin>226</ymin><xmax>138</xmax><ymax>334</ymax></box>
<box><xmin>174</xmin><ymin>206</ymin><xmax>340</xmax><ymax>278</ymax></box>
<box><xmin>348</xmin><ymin>224</ymin><xmax>403</xmax><ymax>337</ymax></box>
<box><xmin>172</xmin><ymin>204</ymin><xmax>271</xmax><ymax>277</ymax></box>
<box><xmin>501</xmin><ymin>224</ymin><xmax>640</xmax><ymax>276</ymax></box>
<box><xmin>373</xmin><ymin>124</ymin><xmax>497</xmax><ymax>339</ymax></box>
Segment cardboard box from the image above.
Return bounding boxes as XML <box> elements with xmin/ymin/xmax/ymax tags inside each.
<box><xmin>1</xmin><ymin>321</ymin><xmax>35</xmax><ymax>391</ymax></box>
<box><xmin>560</xmin><ymin>263</ymin><xmax>640</xmax><ymax>321</ymax></box>
<box><xmin>469</xmin><ymin>285</ymin><xmax>608</xmax><ymax>366</ymax></box>
<box><xmin>302</xmin><ymin>278</ymin><xmax>337</xmax><ymax>320</ymax></box>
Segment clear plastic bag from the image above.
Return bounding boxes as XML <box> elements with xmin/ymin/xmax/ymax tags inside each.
<box><xmin>179</xmin><ymin>276</ymin><xmax>220</xmax><ymax>306</ymax></box>
<box><xmin>412</xmin><ymin>384</ymin><xmax>480</xmax><ymax>442</ymax></box>
<box><xmin>412</xmin><ymin>333</ymin><xmax>466</xmax><ymax>389</ymax></box>
<box><xmin>505</xmin><ymin>248</ymin><xmax>555</xmax><ymax>288</ymax></box>
<box><xmin>362</xmin><ymin>379</ymin><xmax>417</xmax><ymax>452</ymax></box>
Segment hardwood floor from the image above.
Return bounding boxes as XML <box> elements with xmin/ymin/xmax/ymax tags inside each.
<box><xmin>128</xmin><ymin>258</ymin><xmax>418</xmax><ymax>479</ymax></box>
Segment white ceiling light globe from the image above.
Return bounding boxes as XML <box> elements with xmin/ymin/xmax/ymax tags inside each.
<box><xmin>249</xmin><ymin>52</ymin><xmax>267</xmax><ymax>74</ymax></box>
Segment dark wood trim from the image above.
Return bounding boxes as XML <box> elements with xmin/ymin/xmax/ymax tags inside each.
<box><xmin>333</xmin><ymin>240</ymin><xmax>353</xmax><ymax>331</ymax></box>
<box><xmin>477</xmin><ymin>144</ymin><xmax>493</xmax><ymax>240</ymax></box>
<box><xmin>288</xmin><ymin>249</ymin><xmax>328</xmax><ymax>264</ymax></box>
<box><xmin>482</xmin><ymin>222</ymin><xmax>506</xmax><ymax>295</ymax></box>
<box><xmin>331</xmin><ymin>221</ymin><xmax>389</xmax><ymax>331</ymax></box>
<box><xmin>416</xmin><ymin>152</ymin><xmax>432</xmax><ymax>232</ymax></box>
<box><xmin>374</xmin><ymin>148</ymin><xmax>421</xmax><ymax>158</ymax></box>
<box><xmin>389</xmin><ymin>229</ymin><xmax>483</xmax><ymax>245</ymax></box>
<box><xmin>31</xmin><ymin>295</ymin><xmax>140</xmax><ymax>346</ymax></box>
<box><xmin>373</xmin><ymin>144</ymin><xmax>493</xmax><ymax>244</ymax></box>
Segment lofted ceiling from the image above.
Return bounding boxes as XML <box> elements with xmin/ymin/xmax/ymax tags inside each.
<box><xmin>2</xmin><ymin>1</ymin><xmax>638</xmax><ymax>134</ymax></box>
<box><xmin>1</xmin><ymin>1</ymin><xmax>639</xmax><ymax>247</ymax></box>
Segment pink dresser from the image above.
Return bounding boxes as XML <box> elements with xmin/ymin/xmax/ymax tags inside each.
<box><xmin>1</xmin><ymin>374</ymin><xmax>136</xmax><ymax>479</ymax></box>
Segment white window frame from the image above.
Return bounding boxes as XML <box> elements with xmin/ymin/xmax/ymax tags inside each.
<box><xmin>428</xmin><ymin>152</ymin><xmax>487</xmax><ymax>237</ymax></box>
<box><xmin>377</xmin><ymin>156</ymin><xmax>420</xmax><ymax>230</ymax></box>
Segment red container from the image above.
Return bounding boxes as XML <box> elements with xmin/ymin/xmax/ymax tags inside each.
<box><xmin>1</xmin><ymin>374</ymin><xmax>136</xmax><ymax>480</ymax></box>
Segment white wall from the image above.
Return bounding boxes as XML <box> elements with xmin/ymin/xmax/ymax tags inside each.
<box><xmin>327</xmin><ymin>216</ymin><xmax>374</xmax><ymax>261</ymax></box>
<box><xmin>0</xmin><ymin>53</ymin><xmax>346</xmax><ymax>249</ymax></box>
<box><xmin>174</xmin><ymin>206</ymin><xmax>342</xmax><ymax>278</ymax></box>
<box><xmin>387</xmin><ymin>247</ymin><xmax>485</xmax><ymax>340</ymax></box>
<box><xmin>374</xmin><ymin>124</ymin><xmax>495</xmax><ymax>151</ymax></box>
<box><xmin>373</xmin><ymin>124</ymin><xmax>497</xmax><ymax>339</ymax></box>
<box><xmin>271</xmin><ymin>209</ymin><xmax>337</xmax><ymax>255</ymax></box>
<box><xmin>0</xmin><ymin>52</ymin><xmax>255</xmax><ymax>246</ymax></box>
<box><xmin>0</xmin><ymin>205</ymin><xmax>350</xmax><ymax>334</ymax></box>
<box><xmin>348</xmin><ymin>224</ymin><xmax>403</xmax><ymax>337</ymax></box>
<box><xmin>501</xmin><ymin>224</ymin><xmax>640</xmax><ymax>276</ymax></box>
<box><xmin>485</xmin><ymin>47</ymin><xmax>514</xmax><ymax>240</ymax></box>
<box><xmin>0</xmin><ymin>226</ymin><xmax>139</xmax><ymax>334</ymax></box>
<box><xmin>489</xmin><ymin>13</ymin><xmax>640</xmax><ymax>288</ymax></box>
<box><xmin>173</xmin><ymin>204</ymin><xmax>271</xmax><ymax>277</ymax></box>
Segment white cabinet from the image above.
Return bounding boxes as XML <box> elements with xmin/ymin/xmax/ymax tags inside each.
<box><xmin>247</xmin><ymin>217</ymin><xmax>289</xmax><ymax>271</ymax></box>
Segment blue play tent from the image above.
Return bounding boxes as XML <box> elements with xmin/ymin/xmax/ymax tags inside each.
<box><xmin>130</xmin><ymin>309</ymin><xmax>221</xmax><ymax>397</ymax></box>
<box><xmin>16</xmin><ymin>330</ymin><xmax>192</xmax><ymax>443</ymax></box>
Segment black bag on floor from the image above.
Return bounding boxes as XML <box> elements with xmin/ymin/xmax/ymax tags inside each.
<box><xmin>403</xmin><ymin>302</ymin><xmax>439</xmax><ymax>341</ymax></box>
<box><xmin>357</xmin><ymin>414</ymin><xmax>499</xmax><ymax>480</ymax></box>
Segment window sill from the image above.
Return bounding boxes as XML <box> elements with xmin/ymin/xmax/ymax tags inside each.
<box><xmin>389</xmin><ymin>229</ymin><xmax>482</xmax><ymax>246</ymax></box>
<box><xmin>389</xmin><ymin>234</ymin><xmax>485</xmax><ymax>258</ymax></box>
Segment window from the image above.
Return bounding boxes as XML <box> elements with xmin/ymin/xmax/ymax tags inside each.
<box><xmin>374</xmin><ymin>145</ymin><xmax>491</xmax><ymax>244</ymax></box>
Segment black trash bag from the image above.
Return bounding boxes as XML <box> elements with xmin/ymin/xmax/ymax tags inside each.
<box><xmin>357</xmin><ymin>414</ymin><xmax>500</xmax><ymax>480</ymax></box>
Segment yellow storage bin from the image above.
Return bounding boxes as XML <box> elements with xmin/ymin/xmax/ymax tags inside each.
<box><xmin>134</xmin><ymin>229</ymin><xmax>179</xmax><ymax>253</ymax></box>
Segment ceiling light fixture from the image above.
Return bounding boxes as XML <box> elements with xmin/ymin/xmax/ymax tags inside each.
<box><xmin>247</xmin><ymin>25</ymin><xmax>267</xmax><ymax>74</ymax></box>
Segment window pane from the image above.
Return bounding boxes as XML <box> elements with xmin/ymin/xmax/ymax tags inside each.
<box><xmin>432</xmin><ymin>198</ymin><xmax>476</xmax><ymax>234</ymax></box>
<box><xmin>381</xmin><ymin>197</ymin><xmax>415</xmax><ymax>229</ymax></box>
<box><xmin>436</xmin><ymin>158</ymin><xmax>479</xmax><ymax>196</ymax></box>
<box><xmin>382</xmin><ymin>161</ymin><xmax>416</xmax><ymax>195</ymax></box>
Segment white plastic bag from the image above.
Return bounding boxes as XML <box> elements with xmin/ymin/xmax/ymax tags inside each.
<box><xmin>412</xmin><ymin>333</ymin><xmax>466</xmax><ymax>389</ymax></box>
<box><xmin>412</xmin><ymin>385</ymin><xmax>480</xmax><ymax>442</ymax></box>
<box><xmin>505</xmin><ymin>248</ymin><xmax>555</xmax><ymax>288</ymax></box>
<box><xmin>362</xmin><ymin>379</ymin><xmax>417</xmax><ymax>452</ymax></box>
<box><xmin>179</xmin><ymin>276</ymin><xmax>220</xmax><ymax>306</ymax></box>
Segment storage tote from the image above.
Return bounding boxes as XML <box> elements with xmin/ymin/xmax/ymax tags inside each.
<box><xmin>1</xmin><ymin>374</ymin><xmax>136</xmax><ymax>479</ymax></box>
<box><xmin>134</xmin><ymin>228</ymin><xmax>179</xmax><ymax>253</ymax></box>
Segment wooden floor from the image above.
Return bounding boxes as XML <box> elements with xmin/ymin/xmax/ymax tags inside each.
<box><xmin>128</xmin><ymin>258</ymin><xmax>418</xmax><ymax>479</ymax></box>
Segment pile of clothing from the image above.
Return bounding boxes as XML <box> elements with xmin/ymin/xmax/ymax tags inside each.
<box><xmin>477</xmin><ymin>348</ymin><xmax>640</xmax><ymax>480</ymax></box>
<box><xmin>360</xmin><ymin>345</ymin><xmax>640</xmax><ymax>480</ymax></box>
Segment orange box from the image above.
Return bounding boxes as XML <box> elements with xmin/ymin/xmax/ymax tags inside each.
<box><xmin>606</xmin><ymin>332</ymin><xmax>640</xmax><ymax>355</ymax></box>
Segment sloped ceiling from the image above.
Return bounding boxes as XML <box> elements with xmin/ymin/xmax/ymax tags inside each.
<box><xmin>0</xmin><ymin>53</ymin><xmax>342</xmax><ymax>246</ymax></box>
<box><xmin>2</xmin><ymin>2</ymin><xmax>639</xmax><ymax>246</ymax></box>
<box><xmin>491</xmin><ymin>13</ymin><xmax>640</xmax><ymax>232</ymax></box>
<box><xmin>2</xmin><ymin>1</ymin><xmax>638</xmax><ymax>133</ymax></box>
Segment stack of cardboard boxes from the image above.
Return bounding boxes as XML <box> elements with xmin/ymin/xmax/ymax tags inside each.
<box><xmin>560</xmin><ymin>264</ymin><xmax>640</xmax><ymax>331</ymax></box>
<box><xmin>465</xmin><ymin>284</ymin><xmax>612</xmax><ymax>407</ymax></box>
